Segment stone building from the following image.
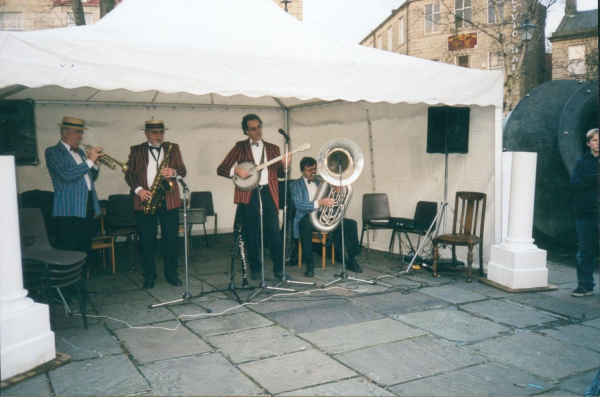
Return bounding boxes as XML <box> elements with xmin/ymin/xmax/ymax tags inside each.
<box><xmin>548</xmin><ymin>0</ymin><xmax>598</xmax><ymax>81</ymax></box>
<box><xmin>0</xmin><ymin>0</ymin><xmax>302</xmax><ymax>31</ymax></box>
<box><xmin>359</xmin><ymin>0</ymin><xmax>547</xmax><ymax>110</ymax></box>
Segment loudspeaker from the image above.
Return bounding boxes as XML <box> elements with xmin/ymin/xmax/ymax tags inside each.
<box><xmin>426</xmin><ymin>106</ymin><xmax>470</xmax><ymax>154</ymax></box>
<box><xmin>0</xmin><ymin>99</ymin><xmax>38</xmax><ymax>165</ymax></box>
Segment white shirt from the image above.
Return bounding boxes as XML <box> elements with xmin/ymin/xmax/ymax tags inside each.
<box><xmin>146</xmin><ymin>143</ymin><xmax>163</xmax><ymax>189</ymax></box>
<box><xmin>61</xmin><ymin>140</ymin><xmax>95</xmax><ymax>191</ymax></box>
<box><xmin>304</xmin><ymin>177</ymin><xmax>319</xmax><ymax>209</ymax></box>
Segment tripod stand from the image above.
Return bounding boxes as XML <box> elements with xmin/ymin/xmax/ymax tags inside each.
<box><xmin>247</xmin><ymin>186</ymin><xmax>296</xmax><ymax>302</ymax></box>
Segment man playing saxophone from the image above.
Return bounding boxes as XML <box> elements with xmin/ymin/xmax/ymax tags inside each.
<box><xmin>290</xmin><ymin>157</ymin><xmax>362</xmax><ymax>277</ymax></box>
<box><xmin>125</xmin><ymin>120</ymin><xmax>186</xmax><ymax>290</ymax></box>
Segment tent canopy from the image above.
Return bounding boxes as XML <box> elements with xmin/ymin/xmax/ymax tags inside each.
<box><xmin>0</xmin><ymin>0</ymin><xmax>503</xmax><ymax>108</ymax></box>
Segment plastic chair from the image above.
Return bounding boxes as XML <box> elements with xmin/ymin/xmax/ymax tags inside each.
<box><xmin>189</xmin><ymin>192</ymin><xmax>217</xmax><ymax>246</ymax></box>
<box><xmin>19</xmin><ymin>189</ymin><xmax>58</xmax><ymax>246</ymax></box>
<box><xmin>298</xmin><ymin>232</ymin><xmax>335</xmax><ymax>270</ymax></box>
<box><xmin>19</xmin><ymin>208</ymin><xmax>88</xmax><ymax>329</ymax></box>
<box><xmin>432</xmin><ymin>192</ymin><xmax>486</xmax><ymax>282</ymax></box>
<box><xmin>104</xmin><ymin>194</ymin><xmax>138</xmax><ymax>271</ymax></box>
<box><xmin>359</xmin><ymin>193</ymin><xmax>394</xmax><ymax>252</ymax></box>
<box><xmin>389</xmin><ymin>201</ymin><xmax>438</xmax><ymax>262</ymax></box>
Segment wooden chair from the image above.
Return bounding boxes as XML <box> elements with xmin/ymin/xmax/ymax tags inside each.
<box><xmin>91</xmin><ymin>211</ymin><xmax>116</xmax><ymax>274</ymax></box>
<box><xmin>298</xmin><ymin>232</ymin><xmax>335</xmax><ymax>270</ymax></box>
<box><xmin>432</xmin><ymin>192</ymin><xmax>486</xmax><ymax>282</ymax></box>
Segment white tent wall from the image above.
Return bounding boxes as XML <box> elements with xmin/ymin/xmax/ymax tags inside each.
<box><xmin>288</xmin><ymin>102</ymin><xmax>496</xmax><ymax>268</ymax></box>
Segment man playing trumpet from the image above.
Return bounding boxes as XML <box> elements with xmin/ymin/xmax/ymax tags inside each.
<box><xmin>45</xmin><ymin>116</ymin><xmax>104</xmax><ymax>296</ymax></box>
<box><xmin>290</xmin><ymin>156</ymin><xmax>362</xmax><ymax>277</ymax></box>
<box><xmin>125</xmin><ymin>120</ymin><xmax>186</xmax><ymax>290</ymax></box>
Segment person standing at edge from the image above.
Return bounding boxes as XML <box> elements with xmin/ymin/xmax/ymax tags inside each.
<box><xmin>125</xmin><ymin>120</ymin><xmax>187</xmax><ymax>290</ymax></box>
<box><xmin>45</xmin><ymin>116</ymin><xmax>103</xmax><ymax>296</ymax></box>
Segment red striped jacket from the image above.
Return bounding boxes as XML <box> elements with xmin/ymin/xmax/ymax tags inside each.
<box><xmin>217</xmin><ymin>139</ymin><xmax>285</xmax><ymax>209</ymax></box>
<box><xmin>125</xmin><ymin>142</ymin><xmax>187</xmax><ymax>211</ymax></box>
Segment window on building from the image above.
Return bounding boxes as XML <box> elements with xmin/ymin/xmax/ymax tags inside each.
<box><xmin>455</xmin><ymin>0</ymin><xmax>472</xmax><ymax>29</ymax></box>
<box><xmin>567</xmin><ymin>44</ymin><xmax>587</xmax><ymax>75</ymax></box>
<box><xmin>0</xmin><ymin>13</ymin><xmax>23</xmax><ymax>31</ymax></box>
<box><xmin>67</xmin><ymin>13</ymin><xmax>93</xmax><ymax>27</ymax></box>
<box><xmin>488</xmin><ymin>51</ymin><xmax>504</xmax><ymax>71</ymax></box>
<box><xmin>487</xmin><ymin>0</ymin><xmax>504</xmax><ymax>23</ymax></box>
<box><xmin>425</xmin><ymin>4</ymin><xmax>441</xmax><ymax>34</ymax></box>
<box><xmin>457</xmin><ymin>55</ymin><xmax>469</xmax><ymax>67</ymax></box>
<box><xmin>377</xmin><ymin>34</ymin><xmax>382</xmax><ymax>49</ymax></box>
<box><xmin>399</xmin><ymin>17</ymin><xmax>405</xmax><ymax>44</ymax></box>
<box><xmin>388</xmin><ymin>26</ymin><xmax>393</xmax><ymax>50</ymax></box>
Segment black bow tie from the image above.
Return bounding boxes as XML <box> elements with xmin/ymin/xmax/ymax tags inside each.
<box><xmin>251</xmin><ymin>142</ymin><xmax>259</xmax><ymax>147</ymax></box>
<box><xmin>307</xmin><ymin>179</ymin><xmax>314</xmax><ymax>184</ymax></box>
<box><xmin>149</xmin><ymin>146</ymin><xmax>161</xmax><ymax>152</ymax></box>
<box><xmin>70</xmin><ymin>147</ymin><xmax>77</xmax><ymax>152</ymax></box>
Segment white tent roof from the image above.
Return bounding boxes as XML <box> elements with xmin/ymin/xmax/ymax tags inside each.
<box><xmin>0</xmin><ymin>0</ymin><xmax>503</xmax><ymax>108</ymax></box>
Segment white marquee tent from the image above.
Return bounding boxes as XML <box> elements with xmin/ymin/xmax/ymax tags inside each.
<box><xmin>0</xmin><ymin>0</ymin><xmax>504</xmax><ymax>257</ymax></box>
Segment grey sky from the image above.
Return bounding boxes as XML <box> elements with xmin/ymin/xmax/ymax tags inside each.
<box><xmin>302</xmin><ymin>0</ymin><xmax>598</xmax><ymax>44</ymax></box>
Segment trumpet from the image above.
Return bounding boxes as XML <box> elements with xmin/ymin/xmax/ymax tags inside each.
<box><xmin>79</xmin><ymin>141</ymin><xmax>129</xmax><ymax>172</ymax></box>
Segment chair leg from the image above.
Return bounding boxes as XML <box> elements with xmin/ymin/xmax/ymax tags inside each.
<box><xmin>432</xmin><ymin>243</ymin><xmax>439</xmax><ymax>278</ymax></box>
<box><xmin>111</xmin><ymin>242</ymin><xmax>116</xmax><ymax>274</ymax></box>
<box><xmin>359</xmin><ymin>225</ymin><xmax>366</xmax><ymax>253</ymax></box>
<box><xmin>479</xmin><ymin>242</ymin><xmax>484</xmax><ymax>277</ymax></box>
<box><xmin>298</xmin><ymin>240</ymin><xmax>302</xmax><ymax>268</ymax></box>
<box><xmin>75</xmin><ymin>281</ymin><xmax>88</xmax><ymax>330</ymax></box>
<box><xmin>321</xmin><ymin>234</ymin><xmax>326</xmax><ymax>270</ymax></box>
<box><xmin>331</xmin><ymin>240</ymin><xmax>335</xmax><ymax>264</ymax></box>
<box><xmin>214</xmin><ymin>215</ymin><xmax>218</xmax><ymax>237</ymax></box>
<box><xmin>467</xmin><ymin>244</ymin><xmax>474</xmax><ymax>283</ymax></box>
<box><xmin>203</xmin><ymin>223</ymin><xmax>209</xmax><ymax>247</ymax></box>
<box><xmin>389</xmin><ymin>231</ymin><xmax>396</xmax><ymax>257</ymax></box>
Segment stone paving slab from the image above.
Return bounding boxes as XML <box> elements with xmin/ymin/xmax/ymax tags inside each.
<box><xmin>1</xmin><ymin>374</ymin><xmax>52</xmax><ymax>396</ymax></box>
<box><xmin>249</xmin><ymin>294</ymin><xmax>344</xmax><ymax>314</ymax></box>
<box><xmin>114</xmin><ymin>320</ymin><xmax>212</xmax><ymax>364</ymax></box>
<box><xmin>49</xmin><ymin>306</ymin><xmax>103</xmax><ymax>330</ymax></box>
<box><xmin>144</xmin><ymin>278</ymin><xmax>211</xmax><ymax>302</ymax></box>
<box><xmin>87</xmin><ymin>273</ymin><xmax>140</xmax><ymax>292</ymax></box>
<box><xmin>49</xmin><ymin>354</ymin><xmax>150</xmax><ymax>396</ymax></box>
<box><xmin>185</xmin><ymin>311</ymin><xmax>273</xmax><ymax>337</ymax></box>
<box><xmin>278</xmin><ymin>377</ymin><xmax>395</xmax><ymax>396</ymax></box>
<box><xmin>540</xmin><ymin>287</ymin><xmax>600</xmax><ymax>308</ymax></box>
<box><xmin>350</xmin><ymin>291</ymin><xmax>449</xmax><ymax>316</ymax></box>
<box><xmin>335</xmin><ymin>336</ymin><xmax>486</xmax><ymax>386</ymax></box>
<box><xmin>140</xmin><ymin>352</ymin><xmax>263</xmax><ymax>395</ymax></box>
<box><xmin>468</xmin><ymin>331</ymin><xmax>600</xmax><ymax>380</ymax></box>
<box><xmin>207</xmin><ymin>325</ymin><xmax>308</xmax><ymax>363</ymax></box>
<box><xmin>299</xmin><ymin>317</ymin><xmax>427</xmax><ymax>354</ymax></box>
<box><xmin>95</xmin><ymin>299</ymin><xmax>177</xmax><ymax>330</ymax></box>
<box><xmin>54</xmin><ymin>324</ymin><xmax>123</xmax><ymax>360</ymax></box>
<box><xmin>264</xmin><ymin>300</ymin><xmax>384</xmax><ymax>333</ymax></box>
<box><xmin>89</xmin><ymin>289</ymin><xmax>153</xmax><ymax>307</ymax></box>
<box><xmin>395</xmin><ymin>307</ymin><xmax>511</xmax><ymax>343</ymax></box>
<box><xmin>556</xmin><ymin>369</ymin><xmax>599</xmax><ymax>395</ymax></box>
<box><xmin>238</xmin><ymin>349</ymin><xmax>357</xmax><ymax>394</ymax></box>
<box><xmin>417</xmin><ymin>284</ymin><xmax>488</xmax><ymax>304</ymax></box>
<box><xmin>520</xmin><ymin>295</ymin><xmax>600</xmax><ymax>320</ymax></box>
<box><xmin>541</xmin><ymin>324</ymin><xmax>600</xmax><ymax>352</ymax></box>
<box><xmin>167</xmin><ymin>296</ymin><xmax>249</xmax><ymax>319</ymax></box>
<box><xmin>389</xmin><ymin>361</ymin><xmax>553</xmax><ymax>396</ymax></box>
<box><xmin>459</xmin><ymin>299</ymin><xmax>559</xmax><ymax>328</ymax></box>
<box><xmin>584</xmin><ymin>318</ymin><xmax>600</xmax><ymax>329</ymax></box>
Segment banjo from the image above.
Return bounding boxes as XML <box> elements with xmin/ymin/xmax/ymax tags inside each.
<box><xmin>233</xmin><ymin>143</ymin><xmax>311</xmax><ymax>191</ymax></box>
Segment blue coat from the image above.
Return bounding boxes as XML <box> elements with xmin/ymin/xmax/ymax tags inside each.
<box><xmin>290</xmin><ymin>177</ymin><xmax>321</xmax><ymax>239</ymax></box>
<box><xmin>45</xmin><ymin>142</ymin><xmax>100</xmax><ymax>218</ymax></box>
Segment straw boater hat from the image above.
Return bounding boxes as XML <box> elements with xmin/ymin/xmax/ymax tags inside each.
<box><xmin>57</xmin><ymin>116</ymin><xmax>88</xmax><ymax>130</ymax></box>
<box><xmin>142</xmin><ymin>120</ymin><xmax>169</xmax><ymax>130</ymax></box>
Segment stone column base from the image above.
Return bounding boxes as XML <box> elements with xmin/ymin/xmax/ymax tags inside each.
<box><xmin>486</xmin><ymin>244</ymin><xmax>548</xmax><ymax>290</ymax></box>
<box><xmin>1</xmin><ymin>302</ymin><xmax>55</xmax><ymax>381</ymax></box>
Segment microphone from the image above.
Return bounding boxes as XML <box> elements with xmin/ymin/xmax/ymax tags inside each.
<box><xmin>278</xmin><ymin>128</ymin><xmax>290</xmax><ymax>141</ymax></box>
<box><xmin>175</xmin><ymin>175</ymin><xmax>188</xmax><ymax>189</ymax></box>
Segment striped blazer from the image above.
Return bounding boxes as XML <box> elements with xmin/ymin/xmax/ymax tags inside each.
<box><xmin>124</xmin><ymin>142</ymin><xmax>187</xmax><ymax>211</ymax></box>
<box><xmin>290</xmin><ymin>177</ymin><xmax>321</xmax><ymax>239</ymax></box>
<box><xmin>217</xmin><ymin>139</ymin><xmax>285</xmax><ymax>209</ymax></box>
<box><xmin>45</xmin><ymin>142</ymin><xmax>100</xmax><ymax>218</ymax></box>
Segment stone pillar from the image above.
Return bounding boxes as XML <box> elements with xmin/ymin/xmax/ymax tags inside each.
<box><xmin>487</xmin><ymin>152</ymin><xmax>548</xmax><ymax>289</ymax></box>
<box><xmin>0</xmin><ymin>156</ymin><xmax>55</xmax><ymax>381</ymax></box>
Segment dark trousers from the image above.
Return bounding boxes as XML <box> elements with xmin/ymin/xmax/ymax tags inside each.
<box><xmin>135</xmin><ymin>205</ymin><xmax>180</xmax><ymax>281</ymax></box>
<box><xmin>333</xmin><ymin>218</ymin><xmax>360</xmax><ymax>263</ymax></box>
<box><xmin>54</xmin><ymin>193</ymin><xmax>95</xmax><ymax>280</ymax></box>
<box><xmin>298</xmin><ymin>215</ymin><xmax>318</xmax><ymax>266</ymax></box>
<box><xmin>239</xmin><ymin>187</ymin><xmax>283</xmax><ymax>274</ymax></box>
<box><xmin>576</xmin><ymin>217</ymin><xmax>598</xmax><ymax>290</ymax></box>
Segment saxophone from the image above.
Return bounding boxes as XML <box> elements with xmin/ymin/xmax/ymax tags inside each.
<box><xmin>143</xmin><ymin>142</ymin><xmax>174</xmax><ymax>215</ymax></box>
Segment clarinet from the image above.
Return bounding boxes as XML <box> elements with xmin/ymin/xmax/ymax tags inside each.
<box><xmin>237</xmin><ymin>225</ymin><xmax>249</xmax><ymax>286</ymax></box>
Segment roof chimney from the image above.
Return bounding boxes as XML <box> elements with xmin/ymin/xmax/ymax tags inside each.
<box><xmin>565</xmin><ymin>0</ymin><xmax>577</xmax><ymax>16</ymax></box>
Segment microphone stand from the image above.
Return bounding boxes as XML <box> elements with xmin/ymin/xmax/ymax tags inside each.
<box><xmin>323</xmin><ymin>160</ymin><xmax>375</xmax><ymax>288</ymax></box>
<box><xmin>276</xmin><ymin>129</ymin><xmax>316</xmax><ymax>289</ymax></box>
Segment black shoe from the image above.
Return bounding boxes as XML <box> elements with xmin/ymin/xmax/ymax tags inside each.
<box><xmin>274</xmin><ymin>272</ymin><xmax>291</xmax><ymax>281</ymax></box>
<box><xmin>304</xmin><ymin>263</ymin><xmax>315</xmax><ymax>277</ymax></box>
<box><xmin>251</xmin><ymin>271</ymin><xmax>262</xmax><ymax>281</ymax></box>
<box><xmin>166</xmin><ymin>276</ymin><xmax>183</xmax><ymax>287</ymax></box>
<box><xmin>571</xmin><ymin>287</ymin><xmax>593</xmax><ymax>297</ymax></box>
<box><xmin>346</xmin><ymin>260</ymin><xmax>363</xmax><ymax>273</ymax></box>
<box><xmin>143</xmin><ymin>279</ymin><xmax>155</xmax><ymax>289</ymax></box>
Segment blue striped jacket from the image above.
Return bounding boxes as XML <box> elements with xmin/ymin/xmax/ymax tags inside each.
<box><xmin>290</xmin><ymin>177</ymin><xmax>321</xmax><ymax>239</ymax></box>
<box><xmin>45</xmin><ymin>142</ymin><xmax>100</xmax><ymax>218</ymax></box>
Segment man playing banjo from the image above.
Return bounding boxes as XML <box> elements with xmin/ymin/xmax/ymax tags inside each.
<box><xmin>217</xmin><ymin>114</ymin><xmax>291</xmax><ymax>281</ymax></box>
